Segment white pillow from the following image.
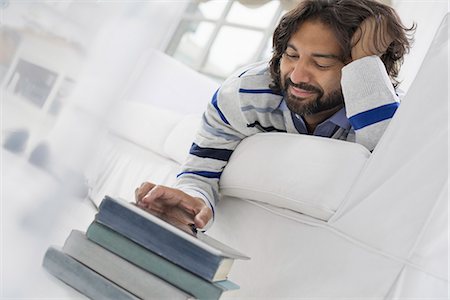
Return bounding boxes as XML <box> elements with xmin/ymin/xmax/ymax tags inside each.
<box><xmin>124</xmin><ymin>50</ymin><xmax>218</xmax><ymax>115</ymax></box>
<box><xmin>108</xmin><ymin>101</ymin><xmax>182</xmax><ymax>155</ymax></box>
<box><xmin>164</xmin><ymin>115</ymin><xmax>202</xmax><ymax>164</ymax></box>
<box><xmin>219</xmin><ymin>133</ymin><xmax>370</xmax><ymax>221</ymax></box>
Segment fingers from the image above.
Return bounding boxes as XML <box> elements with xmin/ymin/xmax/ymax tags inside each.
<box><xmin>194</xmin><ymin>205</ymin><xmax>213</xmax><ymax>229</ymax></box>
<box><xmin>351</xmin><ymin>15</ymin><xmax>393</xmax><ymax>60</ymax></box>
<box><xmin>141</xmin><ymin>185</ymin><xmax>182</xmax><ymax>207</ymax></box>
<box><xmin>177</xmin><ymin>196</ymin><xmax>213</xmax><ymax>229</ymax></box>
<box><xmin>136</xmin><ymin>183</ymin><xmax>180</xmax><ymax>209</ymax></box>
<box><xmin>135</xmin><ymin>181</ymin><xmax>156</xmax><ymax>203</ymax></box>
<box><xmin>370</xmin><ymin>16</ymin><xmax>393</xmax><ymax>53</ymax></box>
<box><xmin>134</xmin><ymin>183</ymin><xmax>213</xmax><ymax>229</ymax></box>
<box><xmin>136</xmin><ymin>186</ymin><xmax>168</xmax><ymax>215</ymax></box>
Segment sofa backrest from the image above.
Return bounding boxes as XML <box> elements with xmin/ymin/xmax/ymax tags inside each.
<box><xmin>330</xmin><ymin>13</ymin><xmax>448</xmax><ymax>282</ymax></box>
<box><xmin>121</xmin><ymin>49</ymin><xmax>219</xmax><ymax>115</ymax></box>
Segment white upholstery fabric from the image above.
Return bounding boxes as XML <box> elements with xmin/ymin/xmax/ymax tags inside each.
<box><xmin>163</xmin><ymin>115</ymin><xmax>202</xmax><ymax>164</ymax></box>
<box><xmin>87</xmin><ymin>106</ymin><xmax>203</xmax><ymax>205</ymax></box>
<box><xmin>108</xmin><ymin>101</ymin><xmax>182</xmax><ymax>155</ymax></box>
<box><xmin>208</xmin><ymin>197</ymin><xmax>404</xmax><ymax>299</ymax></box>
<box><xmin>123</xmin><ymin>50</ymin><xmax>218</xmax><ymax>115</ymax></box>
<box><xmin>220</xmin><ymin>133</ymin><xmax>370</xmax><ymax>220</ymax></box>
<box><xmin>86</xmin><ymin>49</ymin><xmax>218</xmax><ymax>205</ymax></box>
<box><xmin>87</xmin><ymin>134</ymin><xmax>181</xmax><ymax>205</ymax></box>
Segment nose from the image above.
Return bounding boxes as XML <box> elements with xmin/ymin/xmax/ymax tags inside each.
<box><xmin>289</xmin><ymin>59</ymin><xmax>311</xmax><ymax>84</ymax></box>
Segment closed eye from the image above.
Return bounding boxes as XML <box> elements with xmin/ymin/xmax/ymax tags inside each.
<box><xmin>284</xmin><ymin>52</ymin><xmax>299</xmax><ymax>60</ymax></box>
<box><xmin>314</xmin><ymin>62</ymin><xmax>332</xmax><ymax>69</ymax></box>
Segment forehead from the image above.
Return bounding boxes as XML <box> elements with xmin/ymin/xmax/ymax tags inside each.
<box><xmin>288</xmin><ymin>19</ymin><xmax>342</xmax><ymax>57</ymax></box>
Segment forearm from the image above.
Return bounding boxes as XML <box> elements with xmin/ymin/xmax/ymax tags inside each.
<box><xmin>174</xmin><ymin>83</ymin><xmax>247</xmax><ymax>221</ymax></box>
<box><xmin>342</xmin><ymin>56</ymin><xmax>400</xmax><ymax>151</ymax></box>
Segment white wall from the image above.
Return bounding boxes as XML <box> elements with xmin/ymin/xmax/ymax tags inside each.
<box><xmin>393</xmin><ymin>0</ymin><xmax>449</xmax><ymax>92</ymax></box>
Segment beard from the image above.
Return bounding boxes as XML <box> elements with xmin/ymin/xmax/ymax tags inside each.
<box><xmin>283</xmin><ymin>77</ymin><xmax>344</xmax><ymax>116</ymax></box>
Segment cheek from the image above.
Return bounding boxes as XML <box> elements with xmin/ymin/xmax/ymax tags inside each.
<box><xmin>279</xmin><ymin>55</ymin><xmax>298</xmax><ymax>74</ymax></box>
<box><xmin>279</xmin><ymin>58</ymin><xmax>289</xmax><ymax>78</ymax></box>
<box><xmin>321</xmin><ymin>71</ymin><xmax>342</xmax><ymax>93</ymax></box>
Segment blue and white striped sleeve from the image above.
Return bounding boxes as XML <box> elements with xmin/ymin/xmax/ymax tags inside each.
<box><xmin>174</xmin><ymin>77</ymin><xmax>248</xmax><ymax>220</ymax></box>
<box><xmin>341</xmin><ymin>55</ymin><xmax>400</xmax><ymax>151</ymax></box>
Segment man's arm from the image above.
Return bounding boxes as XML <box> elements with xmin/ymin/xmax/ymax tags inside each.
<box><xmin>342</xmin><ymin>16</ymin><xmax>400</xmax><ymax>151</ymax></box>
<box><xmin>136</xmin><ymin>77</ymin><xmax>249</xmax><ymax>229</ymax></box>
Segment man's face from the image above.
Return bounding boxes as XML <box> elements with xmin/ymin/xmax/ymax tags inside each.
<box><xmin>280</xmin><ymin>19</ymin><xmax>345</xmax><ymax>117</ymax></box>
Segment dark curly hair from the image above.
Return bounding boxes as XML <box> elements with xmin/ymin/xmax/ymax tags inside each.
<box><xmin>269</xmin><ymin>0</ymin><xmax>416</xmax><ymax>93</ymax></box>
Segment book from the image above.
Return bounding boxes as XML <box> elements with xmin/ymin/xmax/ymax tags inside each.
<box><xmin>63</xmin><ymin>230</ymin><xmax>193</xmax><ymax>300</ymax></box>
<box><xmin>87</xmin><ymin>221</ymin><xmax>240</xmax><ymax>300</ymax></box>
<box><xmin>42</xmin><ymin>246</ymin><xmax>139</xmax><ymax>300</ymax></box>
<box><xmin>95</xmin><ymin>195</ymin><xmax>249</xmax><ymax>282</ymax></box>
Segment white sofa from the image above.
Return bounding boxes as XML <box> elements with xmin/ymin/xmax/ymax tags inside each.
<box><xmin>86</xmin><ymin>14</ymin><xmax>448</xmax><ymax>299</ymax></box>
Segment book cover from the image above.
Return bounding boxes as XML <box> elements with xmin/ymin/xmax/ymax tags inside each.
<box><xmin>87</xmin><ymin>221</ymin><xmax>240</xmax><ymax>300</ymax></box>
<box><xmin>42</xmin><ymin>246</ymin><xmax>138</xmax><ymax>300</ymax></box>
<box><xmin>64</xmin><ymin>230</ymin><xmax>193</xmax><ymax>300</ymax></box>
<box><xmin>95</xmin><ymin>195</ymin><xmax>249</xmax><ymax>282</ymax></box>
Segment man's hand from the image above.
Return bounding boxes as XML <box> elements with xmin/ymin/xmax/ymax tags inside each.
<box><xmin>351</xmin><ymin>16</ymin><xmax>393</xmax><ymax>61</ymax></box>
<box><xmin>135</xmin><ymin>182</ymin><xmax>213</xmax><ymax>229</ymax></box>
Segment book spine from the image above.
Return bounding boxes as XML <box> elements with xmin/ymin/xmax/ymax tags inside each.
<box><xmin>42</xmin><ymin>247</ymin><xmax>139</xmax><ymax>300</ymax></box>
<box><xmin>97</xmin><ymin>197</ymin><xmax>221</xmax><ymax>281</ymax></box>
<box><xmin>87</xmin><ymin>222</ymin><xmax>224</xmax><ymax>300</ymax></box>
<box><xmin>64</xmin><ymin>230</ymin><xmax>191</xmax><ymax>300</ymax></box>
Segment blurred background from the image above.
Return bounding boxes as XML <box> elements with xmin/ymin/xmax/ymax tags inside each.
<box><xmin>0</xmin><ymin>0</ymin><xmax>448</xmax><ymax>149</ymax></box>
<box><xmin>0</xmin><ymin>0</ymin><xmax>448</xmax><ymax>297</ymax></box>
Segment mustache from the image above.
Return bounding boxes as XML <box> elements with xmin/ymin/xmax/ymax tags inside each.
<box><xmin>285</xmin><ymin>78</ymin><xmax>322</xmax><ymax>94</ymax></box>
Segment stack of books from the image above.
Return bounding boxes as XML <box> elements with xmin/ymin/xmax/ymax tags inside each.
<box><xmin>43</xmin><ymin>195</ymin><xmax>249</xmax><ymax>299</ymax></box>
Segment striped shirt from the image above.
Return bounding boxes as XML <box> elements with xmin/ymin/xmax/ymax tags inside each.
<box><xmin>175</xmin><ymin>56</ymin><xmax>400</xmax><ymax>216</ymax></box>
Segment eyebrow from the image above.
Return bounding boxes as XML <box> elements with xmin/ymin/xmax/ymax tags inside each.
<box><xmin>286</xmin><ymin>44</ymin><xmax>341</xmax><ymax>61</ymax></box>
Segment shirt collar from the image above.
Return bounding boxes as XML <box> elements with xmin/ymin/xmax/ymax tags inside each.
<box><xmin>290</xmin><ymin>106</ymin><xmax>351</xmax><ymax>137</ymax></box>
<box><xmin>327</xmin><ymin>107</ymin><xmax>351</xmax><ymax>130</ymax></box>
<box><xmin>282</xmin><ymin>99</ymin><xmax>349</xmax><ymax>129</ymax></box>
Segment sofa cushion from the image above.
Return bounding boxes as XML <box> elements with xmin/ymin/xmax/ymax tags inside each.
<box><xmin>123</xmin><ymin>50</ymin><xmax>218</xmax><ymax>115</ymax></box>
<box><xmin>219</xmin><ymin>133</ymin><xmax>370</xmax><ymax>221</ymax></box>
<box><xmin>163</xmin><ymin>115</ymin><xmax>202</xmax><ymax>164</ymax></box>
<box><xmin>108</xmin><ymin>101</ymin><xmax>182</xmax><ymax>156</ymax></box>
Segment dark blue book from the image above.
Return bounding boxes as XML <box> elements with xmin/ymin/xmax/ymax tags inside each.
<box><xmin>95</xmin><ymin>195</ymin><xmax>249</xmax><ymax>282</ymax></box>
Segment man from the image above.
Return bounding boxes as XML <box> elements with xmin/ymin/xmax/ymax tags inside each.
<box><xmin>136</xmin><ymin>0</ymin><xmax>414</xmax><ymax>230</ymax></box>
